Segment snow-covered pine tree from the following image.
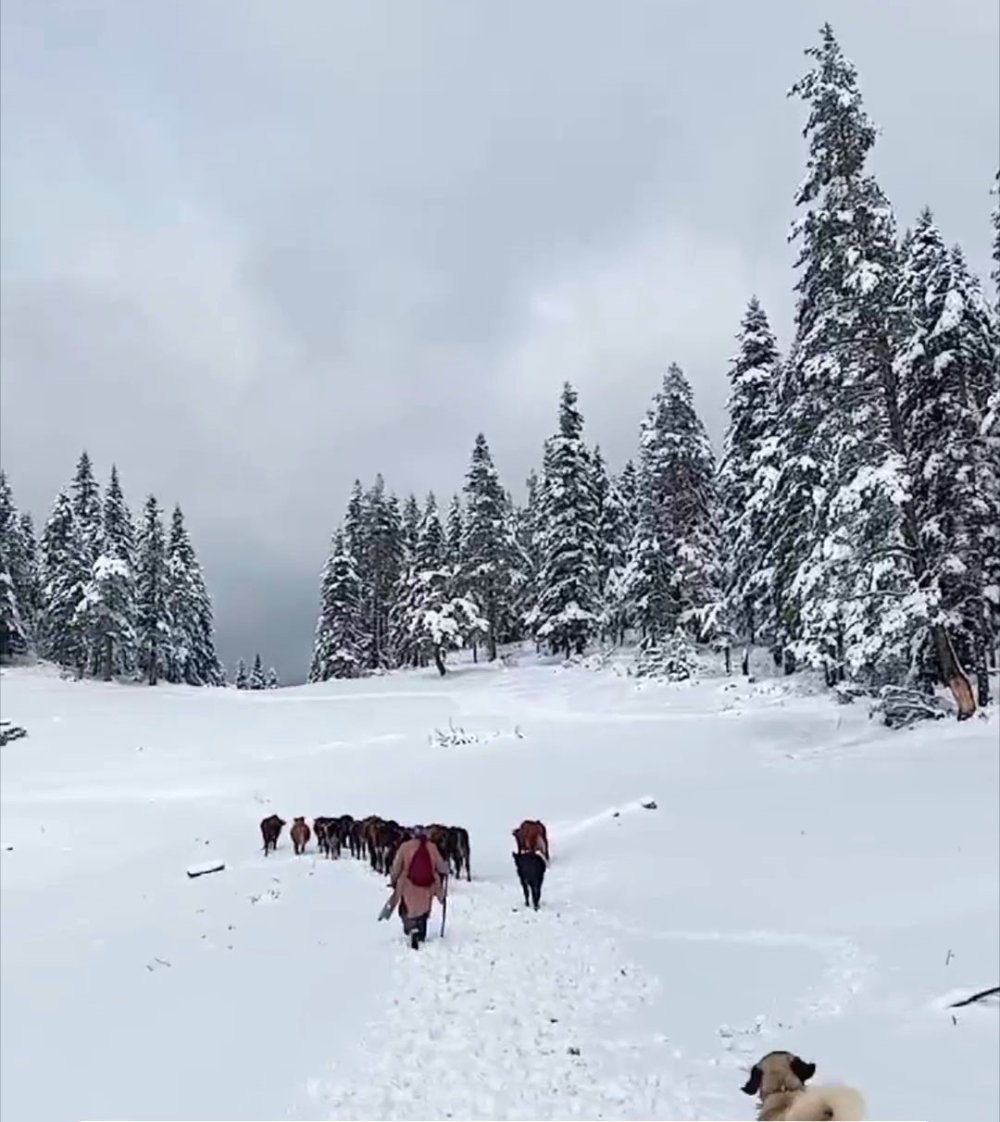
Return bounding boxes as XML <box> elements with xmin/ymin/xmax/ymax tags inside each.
<box><xmin>38</xmin><ymin>491</ymin><xmax>90</xmax><ymax>674</ymax></box>
<box><xmin>896</xmin><ymin>210</ymin><xmax>999</xmax><ymax>704</ymax></box>
<box><xmin>362</xmin><ymin>477</ymin><xmax>404</xmax><ymax>669</ymax></box>
<box><xmin>0</xmin><ymin>472</ymin><xmax>28</xmax><ymax>660</ymax></box>
<box><xmin>309</xmin><ymin>528</ymin><xmax>365</xmax><ymax>681</ymax></box>
<box><xmin>527</xmin><ymin>383</ymin><xmax>601</xmax><ymax>657</ymax></box>
<box><xmin>77</xmin><ymin>465</ymin><xmax>138</xmax><ymax>680</ymax></box>
<box><xmin>983</xmin><ymin>174</ymin><xmax>1000</xmax><ymax>620</ymax></box>
<box><xmin>590</xmin><ymin>446</ymin><xmax>610</xmax><ymax>592</ymax></box>
<box><xmin>136</xmin><ymin>495</ymin><xmax>170</xmax><ymax>685</ymax></box>
<box><xmin>400</xmin><ymin>495</ymin><xmax>486</xmax><ymax>675</ymax></box>
<box><xmin>759</xmin><ymin>350</ymin><xmax>819</xmax><ymax>674</ymax></box>
<box><xmin>16</xmin><ymin>512</ymin><xmax>41</xmax><ymax>640</ymax></box>
<box><xmin>718</xmin><ymin>298</ymin><xmax>783</xmax><ymax>651</ymax></box>
<box><xmin>265</xmin><ymin>666</ymin><xmax>279</xmax><ymax>689</ymax></box>
<box><xmin>946</xmin><ymin>246</ymin><xmax>1000</xmax><ymax>419</ymax></box>
<box><xmin>445</xmin><ymin>495</ymin><xmax>464</xmax><ymax>581</ymax></box>
<box><xmin>392</xmin><ymin>493</ymin><xmax>442</xmax><ymax>668</ymax></box>
<box><xmin>782</xmin><ymin>25</ymin><xmax>962</xmax><ymax>698</ymax></box>
<box><xmin>70</xmin><ymin>451</ymin><xmax>103</xmax><ymax>570</ymax></box>
<box><xmin>992</xmin><ymin>170</ymin><xmax>999</xmax><ymax>316</ymax></box>
<box><xmin>0</xmin><ymin>566</ymin><xmax>23</xmax><ymax>662</ymax></box>
<box><xmin>593</xmin><ymin>449</ymin><xmax>632</xmax><ymax>644</ymax></box>
<box><xmin>234</xmin><ymin>657</ymin><xmax>249</xmax><ymax>689</ymax></box>
<box><xmin>513</xmin><ymin>470</ymin><xmax>543</xmax><ymax>633</ymax></box>
<box><xmin>617</xmin><ymin>460</ymin><xmax>639</xmax><ymax>528</ymax></box>
<box><xmin>165</xmin><ymin>505</ymin><xmax>223</xmax><ymax>686</ymax></box>
<box><xmin>404</xmin><ymin>565</ymin><xmax>487</xmax><ymax>676</ymax></box>
<box><xmin>462</xmin><ymin>433</ymin><xmax>521</xmax><ymax>660</ymax></box>
<box><xmin>948</xmin><ymin>244</ymin><xmax>1000</xmax><ymax>673</ymax></box>
<box><xmin>249</xmin><ymin>653</ymin><xmax>265</xmax><ymax>690</ymax></box>
<box><xmin>344</xmin><ymin>481</ymin><xmax>367</xmax><ymax>563</ymax></box>
<box><xmin>402</xmin><ymin>494</ymin><xmax>421</xmax><ymax>560</ymax></box>
<box><xmin>624</xmin><ymin>366</ymin><xmax>721</xmax><ymax>646</ymax></box>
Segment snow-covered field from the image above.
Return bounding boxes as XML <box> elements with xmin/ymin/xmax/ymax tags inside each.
<box><xmin>1</xmin><ymin>654</ymin><xmax>997</xmax><ymax>1122</ymax></box>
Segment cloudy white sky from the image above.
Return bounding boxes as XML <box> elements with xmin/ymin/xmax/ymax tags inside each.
<box><xmin>2</xmin><ymin>0</ymin><xmax>997</xmax><ymax>682</ymax></box>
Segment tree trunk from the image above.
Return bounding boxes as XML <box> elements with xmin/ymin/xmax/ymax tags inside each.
<box><xmin>973</xmin><ymin>641</ymin><xmax>991</xmax><ymax>708</ymax></box>
<box><xmin>741</xmin><ymin>647</ymin><xmax>750</xmax><ymax>677</ymax></box>
<box><xmin>931</xmin><ymin>625</ymin><xmax>975</xmax><ymax>720</ymax></box>
<box><xmin>433</xmin><ymin>647</ymin><xmax>447</xmax><ymax>677</ymax></box>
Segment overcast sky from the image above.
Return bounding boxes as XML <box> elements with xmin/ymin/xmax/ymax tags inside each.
<box><xmin>1</xmin><ymin>0</ymin><xmax>997</xmax><ymax>683</ymax></box>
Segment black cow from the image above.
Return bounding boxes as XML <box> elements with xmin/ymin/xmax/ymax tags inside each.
<box><xmin>512</xmin><ymin>850</ymin><xmax>546</xmax><ymax>910</ymax></box>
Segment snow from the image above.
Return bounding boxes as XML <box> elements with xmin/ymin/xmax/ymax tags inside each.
<box><xmin>1</xmin><ymin>655</ymin><xmax>997</xmax><ymax>1122</ymax></box>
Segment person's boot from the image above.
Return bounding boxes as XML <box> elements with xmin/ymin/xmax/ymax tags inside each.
<box><xmin>410</xmin><ymin>927</ymin><xmax>421</xmax><ymax>950</ymax></box>
<box><xmin>417</xmin><ymin>914</ymin><xmax>428</xmax><ymax>944</ymax></box>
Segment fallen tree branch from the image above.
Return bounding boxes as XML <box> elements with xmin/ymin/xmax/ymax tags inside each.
<box><xmin>0</xmin><ymin>721</ymin><xmax>28</xmax><ymax>746</ymax></box>
<box><xmin>948</xmin><ymin>986</ymin><xmax>999</xmax><ymax>1009</ymax></box>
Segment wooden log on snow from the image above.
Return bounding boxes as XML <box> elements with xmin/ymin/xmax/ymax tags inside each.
<box><xmin>186</xmin><ymin>860</ymin><xmax>226</xmax><ymax>879</ymax></box>
<box><xmin>948</xmin><ymin>986</ymin><xmax>999</xmax><ymax>1009</ymax></box>
<box><xmin>0</xmin><ymin>722</ymin><xmax>28</xmax><ymax>746</ymax></box>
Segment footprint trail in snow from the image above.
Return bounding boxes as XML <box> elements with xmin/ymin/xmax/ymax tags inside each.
<box><xmin>308</xmin><ymin>873</ymin><xmax>694</xmax><ymax>1121</ymax></box>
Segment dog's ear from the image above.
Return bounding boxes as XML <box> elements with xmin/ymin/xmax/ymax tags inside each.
<box><xmin>790</xmin><ymin>1056</ymin><xmax>816</xmax><ymax>1084</ymax></box>
<box><xmin>741</xmin><ymin>1065</ymin><xmax>762</xmax><ymax>1096</ymax></box>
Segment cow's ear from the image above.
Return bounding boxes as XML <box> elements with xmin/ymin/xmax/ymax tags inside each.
<box><xmin>790</xmin><ymin>1057</ymin><xmax>815</xmax><ymax>1084</ymax></box>
<box><xmin>741</xmin><ymin>1066</ymin><xmax>762</xmax><ymax>1096</ymax></box>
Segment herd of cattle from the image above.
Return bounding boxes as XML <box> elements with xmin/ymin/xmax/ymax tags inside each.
<box><xmin>258</xmin><ymin>812</ymin><xmax>473</xmax><ymax>879</ymax></box>
<box><xmin>257</xmin><ymin>813</ymin><xmax>551</xmax><ymax>907</ymax></box>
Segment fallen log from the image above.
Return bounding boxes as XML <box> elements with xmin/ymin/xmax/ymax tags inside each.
<box><xmin>0</xmin><ymin>721</ymin><xmax>28</xmax><ymax>746</ymax></box>
<box><xmin>948</xmin><ymin>986</ymin><xmax>999</xmax><ymax>1009</ymax></box>
<box><xmin>186</xmin><ymin>860</ymin><xmax>226</xmax><ymax>879</ymax></box>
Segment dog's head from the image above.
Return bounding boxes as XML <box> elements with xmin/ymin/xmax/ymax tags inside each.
<box><xmin>740</xmin><ymin>1051</ymin><xmax>816</xmax><ymax>1098</ymax></box>
<box><xmin>293</xmin><ymin>816</ymin><xmax>306</xmax><ymax>825</ymax></box>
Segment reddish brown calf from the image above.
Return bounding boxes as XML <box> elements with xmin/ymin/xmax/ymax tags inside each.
<box><xmin>290</xmin><ymin>816</ymin><xmax>311</xmax><ymax>855</ymax></box>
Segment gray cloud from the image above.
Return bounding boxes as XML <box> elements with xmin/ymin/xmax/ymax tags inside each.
<box><xmin>2</xmin><ymin>0</ymin><xmax>997</xmax><ymax>682</ymax></box>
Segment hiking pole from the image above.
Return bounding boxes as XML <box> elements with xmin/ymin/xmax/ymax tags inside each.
<box><xmin>440</xmin><ymin>876</ymin><xmax>449</xmax><ymax>938</ymax></box>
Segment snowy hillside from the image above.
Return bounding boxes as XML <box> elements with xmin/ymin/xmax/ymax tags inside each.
<box><xmin>1</xmin><ymin>656</ymin><xmax>997</xmax><ymax>1122</ymax></box>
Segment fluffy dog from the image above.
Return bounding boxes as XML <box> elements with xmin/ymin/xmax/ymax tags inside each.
<box><xmin>741</xmin><ymin>1051</ymin><xmax>865</xmax><ymax>1121</ymax></box>
<box><xmin>512</xmin><ymin>850</ymin><xmax>546</xmax><ymax>910</ymax></box>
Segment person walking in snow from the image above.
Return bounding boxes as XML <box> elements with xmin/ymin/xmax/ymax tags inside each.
<box><xmin>388</xmin><ymin>825</ymin><xmax>450</xmax><ymax>949</ymax></box>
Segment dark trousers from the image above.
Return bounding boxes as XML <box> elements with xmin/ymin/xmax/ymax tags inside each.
<box><xmin>398</xmin><ymin>899</ymin><xmax>428</xmax><ymax>942</ymax></box>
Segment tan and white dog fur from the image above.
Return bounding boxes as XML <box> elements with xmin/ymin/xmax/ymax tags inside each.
<box><xmin>741</xmin><ymin>1050</ymin><xmax>866</xmax><ymax>1121</ymax></box>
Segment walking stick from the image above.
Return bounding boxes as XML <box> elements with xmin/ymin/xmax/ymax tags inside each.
<box><xmin>440</xmin><ymin>876</ymin><xmax>449</xmax><ymax>938</ymax></box>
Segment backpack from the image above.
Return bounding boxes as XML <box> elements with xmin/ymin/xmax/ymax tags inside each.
<box><xmin>408</xmin><ymin>838</ymin><xmax>435</xmax><ymax>888</ymax></box>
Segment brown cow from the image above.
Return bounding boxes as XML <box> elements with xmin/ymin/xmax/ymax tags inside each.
<box><xmin>260</xmin><ymin>814</ymin><xmax>286</xmax><ymax>855</ymax></box>
<box><xmin>512</xmin><ymin>819</ymin><xmax>550</xmax><ymax>861</ymax></box>
<box><xmin>290</xmin><ymin>816</ymin><xmax>311</xmax><ymax>855</ymax></box>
